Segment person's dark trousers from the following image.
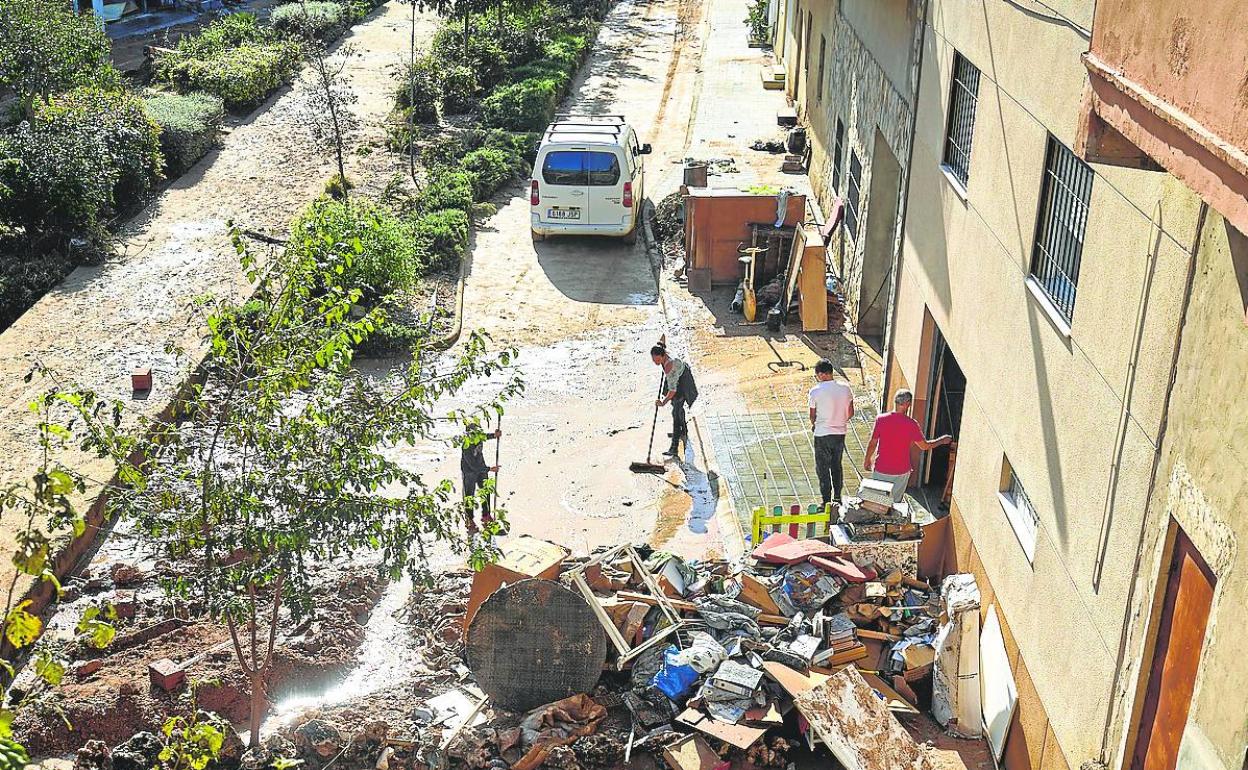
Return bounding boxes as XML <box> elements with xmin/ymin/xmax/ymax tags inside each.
<box><xmin>463</xmin><ymin>471</ymin><xmax>491</xmax><ymax>524</ymax></box>
<box><xmin>669</xmin><ymin>397</ymin><xmax>688</xmax><ymax>452</ymax></box>
<box><xmin>813</xmin><ymin>433</ymin><xmax>846</xmax><ymax>505</ymax></box>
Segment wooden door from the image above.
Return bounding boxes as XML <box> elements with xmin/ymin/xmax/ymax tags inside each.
<box><xmin>1130</xmin><ymin>529</ymin><xmax>1215</xmax><ymax>770</ymax></box>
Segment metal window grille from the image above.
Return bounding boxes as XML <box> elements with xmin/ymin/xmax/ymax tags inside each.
<box><xmin>1030</xmin><ymin>136</ymin><xmax>1093</xmax><ymax>323</ymax></box>
<box><xmin>1006</xmin><ymin>469</ymin><xmax>1039</xmax><ymax>531</ymax></box>
<box><xmin>942</xmin><ymin>52</ymin><xmax>980</xmax><ymax>186</ymax></box>
<box><xmin>817</xmin><ymin>35</ymin><xmax>826</xmax><ymax>102</ymax></box>
<box><xmin>846</xmin><ymin>151</ymin><xmax>862</xmax><ymax>238</ymax></box>
<box><xmin>832</xmin><ymin>119</ymin><xmax>845</xmax><ymax>192</ymax></box>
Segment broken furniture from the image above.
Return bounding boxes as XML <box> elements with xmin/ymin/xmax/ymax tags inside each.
<box><xmin>464</xmin><ymin>535</ymin><xmax>567</xmax><ymax>630</ymax></box>
<box><xmin>682</xmin><ymin>188</ymin><xmax>806</xmax><ymax>289</ymax></box>
<box><xmin>465</xmin><ymin>578</ymin><xmax>608</xmax><ymax>711</ymax></box>
<box><xmin>566</xmin><ymin>544</ymin><xmax>685</xmax><ymax>668</ymax></box>
<box><xmin>779</xmin><ymin>222</ymin><xmax>829</xmax><ymax>332</ymax></box>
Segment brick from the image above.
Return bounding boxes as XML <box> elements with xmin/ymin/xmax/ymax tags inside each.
<box><xmin>148</xmin><ymin>658</ymin><xmax>185</xmax><ymax>692</ymax></box>
<box><xmin>74</xmin><ymin>659</ymin><xmax>103</xmax><ymax>679</ymax></box>
<box><xmin>131</xmin><ymin>367</ymin><xmax>153</xmax><ymax>392</ymax></box>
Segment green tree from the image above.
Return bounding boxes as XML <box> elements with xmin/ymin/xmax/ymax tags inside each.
<box><xmin>80</xmin><ymin>226</ymin><xmax>522</xmax><ymax>747</ymax></box>
<box><xmin>0</xmin><ymin>380</ymin><xmax>119</xmax><ymax>770</ymax></box>
<box><xmin>0</xmin><ymin>0</ymin><xmax>121</xmax><ymax>119</ymax></box>
<box><xmin>291</xmin><ymin>0</ymin><xmax>361</xmax><ymax>203</ymax></box>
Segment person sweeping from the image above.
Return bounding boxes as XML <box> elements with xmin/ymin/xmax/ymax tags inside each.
<box><xmin>461</xmin><ymin>422</ymin><xmax>502</xmax><ymax>535</ymax></box>
<box><xmin>650</xmin><ymin>343</ymin><xmax>698</xmax><ymax>458</ymax></box>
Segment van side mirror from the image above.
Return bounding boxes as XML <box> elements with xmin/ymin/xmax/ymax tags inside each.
<box><xmin>639</xmin><ymin>143</ymin><xmax>653</xmax><ymax>155</ymax></box>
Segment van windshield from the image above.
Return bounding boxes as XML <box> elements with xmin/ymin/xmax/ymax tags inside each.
<box><xmin>541</xmin><ymin>151</ymin><xmax>621</xmax><ymax>186</ymax></box>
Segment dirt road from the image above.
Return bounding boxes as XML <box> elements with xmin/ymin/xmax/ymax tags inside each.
<box><xmin>0</xmin><ymin>3</ymin><xmax>437</xmax><ymax>605</ymax></box>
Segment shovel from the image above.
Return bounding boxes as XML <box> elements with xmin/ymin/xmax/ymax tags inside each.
<box><xmin>629</xmin><ymin>374</ymin><xmax>667</xmax><ymax>474</ymax></box>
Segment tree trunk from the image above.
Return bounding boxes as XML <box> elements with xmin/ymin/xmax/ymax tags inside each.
<box><xmin>463</xmin><ymin>9</ymin><xmax>470</xmax><ymax>53</ymax></box>
<box><xmin>497</xmin><ymin>0</ymin><xmax>503</xmax><ymax>37</ymax></box>
<box><xmin>249</xmin><ymin>669</ymin><xmax>265</xmax><ymax>747</ymax></box>
<box><xmin>409</xmin><ymin>2</ymin><xmax>417</xmax><ymax>182</ymax></box>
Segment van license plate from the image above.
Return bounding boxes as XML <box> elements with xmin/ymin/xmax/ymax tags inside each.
<box><xmin>548</xmin><ymin>207</ymin><xmax>581</xmax><ymax>220</ymax></box>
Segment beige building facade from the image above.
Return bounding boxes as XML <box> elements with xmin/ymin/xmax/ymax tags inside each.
<box><xmin>780</xmin><ymin>0</ymin><xmax>1248</xmax><ymax>768</ymax></box>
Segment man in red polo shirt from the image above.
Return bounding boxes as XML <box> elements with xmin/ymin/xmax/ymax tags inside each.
<box><xmin>864</xmin><ymin>389</ymin><xmax>952</xmax><ymax>502</ymax></box>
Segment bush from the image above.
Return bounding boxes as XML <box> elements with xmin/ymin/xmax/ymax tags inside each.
<box><xmin>270</xmin><ymin>2</ymin><xmax>351</xmax><ymax>40</ymax></box>
<box><xmin>393</xmin><ymin>57</ymin><xmax>439</xmax><ymax>124</ymax></box>
<box><xmin>143</xmin><ymin>91</ymin><xmax>225</xmax><ymax>176</ymax></box>
<box><xmin>412</xmin><ymin>208</ymin><xmax>469</xmax><ymax>272</ymax></box>
<box><xmin>0</xmin><ymin>87</ymin><xmax>163</xmax><ymax>235</ymax></box>
<box><xmin>289</xmin><ymin>198</ymin><xmax>422</xmax><ymax>299</ymax></box>
<box><xmin>431</xmin><ymin>27</ymin><xmax>509</xmax><ymax>91</ymax></box>
<box><xmin>177</xmin><ymin>13</ymin><xmax>268</xmax><ymax>59</ymax></box>
<box><xmin>159</xmin><ymin>41</ymin><xmax>304</xmax><ymax>112</ymax></box>
<box><xmin>480</xmin><ymin>77</ymin><xmax>559</xmax><ymax>132</ymax></box>
<box><xmin>440</xmin><ymin>65</ymin><xmax>480</xmax><ymax>114</ymax></box>
<box><xmin>461</xmin><ymin>147</ymin><xmax>519</xmax><ymax>201</ymax></box>
<box><xmin>418</xmin><ymin>169</ymin><xmax>475</xmax><ymax>214</ymax></box>
<box><xmin>509</xmin><ymin>59</ymin><xmax>570</xmax><ymax>88</ymax></box>
<box><xmin>0</xmin><ymin>248</ymin><xmax>76</xmax><ymax>331</ymax></box>
<box><xmin>543</xmin><ymin>32</ymin><xmax>591</xmax><ymax>68</ymax></box>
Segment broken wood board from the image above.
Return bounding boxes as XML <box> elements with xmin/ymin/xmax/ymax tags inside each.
<box><xmin>735</xmin><ymin>572</ymin><xmax>781</xmax><ymax>615</ymax></box>
<box><xmin>792</xmin><ymin>667</ymin><xmax>932</xmax><ymax>770</ymax></box>
<box><xmin>980</xmin><ymin>605</ymin><xmax>1016</xmax><ymax>762</ymax></box>
<box><xmin>762</xmin><ymin>661</ymin><xmax>829</xmax><ymax>698</ymax></box>
<box><xmin>617</xmin><ymin>591</ymin><xmax>789</xmax><ymax>626</ymax></box>
<box><xmin>676</xmin><ymin>708</ymin><xmax>767</xmax><ymax>750</ymax></box>
<box><xmin>860</xmin><ymin>672</ymin><xmax>920</xmax><ymax>715</ymax></box>
<box><xmin>661</xmin><ymin>734</ymin><xmax>727</xmax><ymax>770</ymax></box>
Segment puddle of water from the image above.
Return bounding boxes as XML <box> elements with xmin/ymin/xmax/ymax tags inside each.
<box><xmin>264</xmin><ymin>577</ymin><xmax>419</xmax><ymax>732</ymax></box>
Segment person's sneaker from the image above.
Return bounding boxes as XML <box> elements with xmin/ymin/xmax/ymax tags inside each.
<box><xmin>663</xmin><ymin>445</ymin><xmax>679</xmax><ymax>457</ymax></box>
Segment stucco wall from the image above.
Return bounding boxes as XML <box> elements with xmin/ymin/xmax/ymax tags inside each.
<box><xmin>891</xmin><ymin>0</ymin><xmax>1210</xmax><ymax>766</ymax></box>
<box><xmin>1090</xmin><ymin>0</ymin><xmax>1248</xmax><ymax>153</ymax></box>
<box><xmin>779</xmin><ymin>0</ymin><xmax>919</xmax><ymax>341</ymax></box>
<box><xmin>1105</xmin><ymin>211</ymin><xmax>1248</xmax><ymax>770</ymax></box>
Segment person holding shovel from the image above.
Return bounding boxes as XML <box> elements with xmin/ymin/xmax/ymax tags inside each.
<box><xmin>461</xmin><ymin>422</ymin><xmax>501</xmax><ymax>534</ymax></box>
<box><xmin>651</xmin><ymin>343</ymin><xmax>697</xmax><ymax>458</ymax></box>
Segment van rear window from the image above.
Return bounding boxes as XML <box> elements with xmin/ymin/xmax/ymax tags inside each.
<box><xmin>541</xmin><ymin>151</ymin><xmax>621</xmax><ymax>186</ymax></box>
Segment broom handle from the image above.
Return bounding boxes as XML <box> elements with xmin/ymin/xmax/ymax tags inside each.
<box><xmin>645</xmin><ymin>372</ymin><xmax>665</xmax><ymax>463</ymax></box>
<box><xmin>493</xmin><ymin>414</ymin><xmax>502</xmax><ymax>513</ymax></box>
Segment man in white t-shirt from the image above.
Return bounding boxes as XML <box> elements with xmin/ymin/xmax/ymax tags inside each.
<box><xmin>808</xmin><ymin>359</ymin><xmax>854</xmax><ymax>505</ymax></box>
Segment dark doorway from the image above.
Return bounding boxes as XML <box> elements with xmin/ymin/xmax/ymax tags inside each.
<box><xmin>921</xmin><ymin>325</ymin><xmax>965</xmax><ymax>510</ymax></box>
<box><xmin>1130</xmin><ymin>527</ymin><xmax>1215</xmax><ymax>770</ymax></box>
<box><xmin>858</xmin><ymin>130</ymin><xmax>902</xmax><ymax>343</ymax></box>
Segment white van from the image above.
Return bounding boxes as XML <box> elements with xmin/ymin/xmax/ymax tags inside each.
<box><xmin>530</xmin><ymin>115</ymin><xmax>652</xmax><ymax>244</ymax></box>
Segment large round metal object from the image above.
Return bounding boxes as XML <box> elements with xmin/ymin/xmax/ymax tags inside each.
<box><xmin>465</xmin><ymin>578</ymin><xmax>608</xmax><ymax>712</ymax></box>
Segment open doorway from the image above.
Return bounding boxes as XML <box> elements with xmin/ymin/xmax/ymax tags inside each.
<box><xmin>920</xmin><ymin>325</ymin><xmax>965</xmax><ymax>510</ymax></box>
<box><xmin>857</xmin><ymin>130</ymin><xmax>902</xmax><ymax>344</ymax></box>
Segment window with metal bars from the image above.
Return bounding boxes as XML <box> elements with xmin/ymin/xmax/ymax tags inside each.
<box><xmin>817</xmin><ymin>35</ymin><xmax>826</xmax><ymax>102</ymax></box>
<box><xmin>846</xmin><ymin>151</ymin><xmax>862</xmax><ymax>238</ymax></box>
<box><xmin>942</xmin><ymin>52</ymin><xmax>980</xmax><ymax>187</ymax></box>
<box><xmin>1030</xmin><ymin>136</ymin><xmax>1093</xmax><ymax>324</ymax></box>
<box><xmin>831</xmin><ymin>119</ymin><xmax>845</xmax><ymax>192</ymax></box>
<box><xmin>999</xmin><ymin>457</ymin><xmax>1038</xmax><ymax>562</ymax></box>
<box><xmin>804</xmin><ymin>11</ymin><xmax>813</xmax><ymax>71</ymax></box>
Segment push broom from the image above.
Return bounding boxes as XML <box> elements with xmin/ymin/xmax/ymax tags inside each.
<box><xmin>629</xmin><ymin>373</ymin><xmax>668</xmax><ymax>474</ymax></box>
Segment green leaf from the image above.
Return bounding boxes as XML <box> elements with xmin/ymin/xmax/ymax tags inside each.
<box><xmin>0</xmin><ymin>736</ymin><xmax>30</xmax><ymax>770</ymax></box>
<box><xmin>3</xmin><ymin>602</ymin><xmax>41</xmax><ymax>649</ymax></box>
<box><xmin>34</xmin><ymin>651</ymin><xmax>65</xmax><ymax>686</ymax></box>
<box><xmin>0</xmin><ymin>709</ymin><xmax>13</xmax><ymax>738</ymax></box>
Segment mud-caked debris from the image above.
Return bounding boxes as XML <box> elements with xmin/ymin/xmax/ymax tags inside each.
<box><xmin>109</xmin><ymin>563</ymin><xmax>146</xmax><ymax>588</ymax></box>
<box><xmin>294</xmin><ymin>718</ymin><xmax>345</xmax><ymax>759</ymax></box>
<box><xmin>110</xmin><ymin>732</ymin><xmax>161</xmax><ymax>770</ymax></box>
<box><xmin>73</xmin><ymin>740</ymin><xmax>112</xmax><ymax>770</ymax></box>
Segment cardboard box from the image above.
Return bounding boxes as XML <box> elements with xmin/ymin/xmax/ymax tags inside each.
<box><xmin>463</xmin><ymin>537</ymin><xmax>567</xmax><ymax>630</ymax></box>
<box><xmin>131</xmin><ymin>367</ymin><xmax>153</xmax><ymax>392</ymax></box>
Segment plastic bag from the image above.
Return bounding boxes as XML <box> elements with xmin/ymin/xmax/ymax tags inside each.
<box><xmin>671</xmin><ymin>632</ymin><xmax>727</xmax><ymax>674</ymax></box>
<box><xmin>652</xmin><ymin>645</ymin><xmax>699</xmax><ymax>700</ymax></box>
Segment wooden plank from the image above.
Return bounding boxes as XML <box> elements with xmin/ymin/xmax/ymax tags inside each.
<box><xmin>793</xmin><ymin>667</ymin><xmax>929</xmax><ymax>770</ymax></box>
<box><xmin>616</xmin><ymin>591</ymin><xmax>790</xmax><ymax>626</ymax></box>
<box><xmin>735</xmin><ymin>572</ymin><xmax>781</xmax><ymax>615</ymax></box>
<box><xmin>676</xmin><ymin>709</ymin><xmax>767</xmax><ymax>750</ymax></box>
<box><xmin>662</xmin><ymin>735</ymin><xmax>726</xmax><ymax>770</ymax></box>
<box><xmin>762</xmin><ymin>661</ymin><xmax>829</xmax><ymax>697</ymax></box>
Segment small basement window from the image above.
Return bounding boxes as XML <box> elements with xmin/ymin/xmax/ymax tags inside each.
<box><xmin>999</xmin><ymin>456</ymin><xmax>1038</xmax><ymax>563</ymax></box>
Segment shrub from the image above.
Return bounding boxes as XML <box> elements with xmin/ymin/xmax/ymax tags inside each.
<box><xmin>160</xmin><ymin>41</ymin><xmax>304</xmax><ymax>112</ymax></box>
<box><xmin>0</xmin><ymin>248</ymin><xmax>76</xmax><ymax>331</ymax></box>
<box><xmin>745</xmin><ymin>0</ymin><xmax>769</xmax><ymax>41</ymax></box>
<box><xmin>430</xmin><ymin>28</ymin><xmax>509</xmax><ymax>91</ymax></box>
<box><xmin>509</xmin><ymin>59</ymin><xmax>570</xmax><ymax>87</ymax></box>
<box><xmin>288</xmin><ymin>198</ymin><xmax>422</xmax><ymax>299</ymax></box>
<box><xmin>412</xmin><ymin>208</ymin><xmax>469</xmax><ymax>272</ymax></box>
<box><xmin>393</xmin><ymin>57</ymin><xmax>439</xmax><ymax>124</ymax></box>
<box><xmin>0</xmin><ymin>87</ymin><xmax>163</xmax><ymax>235</ymax></box>
<box><xmin>480</xmin><ymin>77</ymin><xmax>559</xmax><ymax>132</ymax></box>
<box><xmin>177</xmin><ymin>13</ymin><xmax>267</xmax><ymax>59</ymax></box>
<box><xmin>461</xmin><ymin>147</ymin><xmax>519</xmax><ymax>201</ymax></box>
<box><xmin>543</xmin><ymin>32</ymin><xmax>590</xmax><ymax>68</ymax></box>
<box><xmin>0</xmin><ymin>0</ymin><xmax>122</xmax><ymax>119</ymax></box>
<box><xmin>418</xmin><ymin>132</ymin><xmax>468</xmax><ymax>169</ymax></box>
<box><xmin>440</xmin><ymin>65</ymin><xmax>480</xmax><ymax>115</ymax></box>
<box><xmin>270</xmin><ymin>2</ymin><xmax>351</xmax><ymax>40</ymax></box>
<box><xmin>144</xmin><ymin>91</ymin><xmax>225</xmax><ymax>176</ymax></box>
<box><xmin>418</xmin><ymin>169</ymin><xmax>475</xmax><ymax>214</ymax></box>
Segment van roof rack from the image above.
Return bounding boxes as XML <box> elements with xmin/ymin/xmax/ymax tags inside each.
<box><xmin>554</xmin><ymin>113</ymin><xmax>626</xmax><ymax>122</ymax></box>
